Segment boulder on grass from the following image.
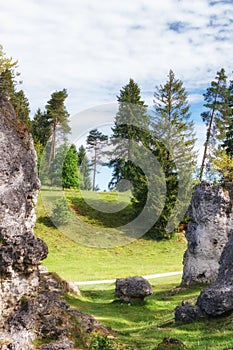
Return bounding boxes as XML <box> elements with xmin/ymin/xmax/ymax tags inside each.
<box><xmin>115</xmin><ymin>276</ymin><xmax>153</xmax><ymax>303</ymax></box>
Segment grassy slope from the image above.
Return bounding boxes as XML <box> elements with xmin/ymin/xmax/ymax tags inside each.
<box><xmin>34</xmin><ymin>189</ymin><xmax>233</xmax><ymax>349</ymax></box>
<box><xmin>35</xmin><ymin>190</ymin><xmax>186</xmax><ymax>282</ymax></box>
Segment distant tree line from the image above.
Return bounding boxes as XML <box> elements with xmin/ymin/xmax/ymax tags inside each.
<box><xmin>1</xmin><ymin>46</ymin><xmax>233</xmax><ymax>239</ymax></box>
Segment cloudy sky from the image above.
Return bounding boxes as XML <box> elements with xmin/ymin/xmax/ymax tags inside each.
<box><xmin>1</xmin><ymin>0</ymin><xmax>233</xmax><ymax>115</ymax></box>
<box><xmin>1</xmin><ymin>0</ymin><xmax>233</xmax><ymax>188</ymax></box>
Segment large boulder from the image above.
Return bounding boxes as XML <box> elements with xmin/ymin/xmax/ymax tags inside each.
<box><xmin>115</xmin><ymin>276</ymin><xmax>153</xmax><ymax>303</ymax></box>
<box><xmin>181</xmin><ymin>183</ymin><xmax>232</xmax><ymax>285</ymax></box>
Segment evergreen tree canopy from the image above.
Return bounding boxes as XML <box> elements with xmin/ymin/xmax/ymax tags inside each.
<box><xmin>32</xmin><ymin>108</ymin><xmax>52</xmax><ymax>147</ymax></box>
<box><xmin>109</xmin><ymin>79</ymin><xmax>150</xmax><ymax>192</ymax></box>
<box><xmin>151</xmin><ymin>70</ymin><xmax>196</xmax><ymax>238</ymax></box>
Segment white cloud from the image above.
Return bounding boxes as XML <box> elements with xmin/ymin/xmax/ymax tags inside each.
<box><xmin>1</xmin><ymin>0</ymin><xmax>233</xmax><ymax>121</ymax></box>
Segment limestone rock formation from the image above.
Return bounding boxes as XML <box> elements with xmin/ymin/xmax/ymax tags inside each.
<box><xmin>115</xmin><ymin>276</ymin><xmax>153</xmax><ymax>303</ymax></box>
<box><xmin>0</xmin><ymin>96</ymin><xmax>48</xmax><ymax>323</ymax></box>
<box><xmin>181</xmin><ymin>183</ymin><xmax>233</xmax><ymax>285</ymax></box>
<box><xmin>175</xmin><ymin>231</ymin><xmax>233</xmax><ymax>323</ymax></box>
<box><xmin>0</xmin><ymin>96</ymin><xmax>108</xmax><ymax>349</ymax></box>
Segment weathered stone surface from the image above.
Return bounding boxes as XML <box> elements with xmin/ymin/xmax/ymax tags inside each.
<box><xmin>115</xmin><ymin>276</ymin><xmax>153</xmax><ymax>302</ymax></box>
<box><xmin>174</xmin><ymin>303</ymin><xmax>205</xmax><ymax>324</ymax></box>
<box><xmin>40</xmin><ymin>338</ymin><xmax>74</xmax><ymax>350</ymax></box>
<box><xmin>0</xmin><ymin>96</ymin><xmax>111</xmax><ymax>349</ymax></box>
<box><xmin>196</xmin><ymin>232</ymin><xmax>233</xmax><ymax>316</ymax></box>
<box><xmin>0</xmin><ymin>96</ymin><xmax>48</xmax><ymax>325</ymax></box>
<box><xmin>176</xmin><ymin>231</ymin><xmax>233</xmax><ymax>322</ymax></box>
<box><xmin>181</xmin><ymin>183</ymin><xmax>232</xmax><ymax>285</ymax></box>
<box><xmin>4</xmin><ymin>290</ymin><xmax>109</xmax><ymax>349</ymax></box>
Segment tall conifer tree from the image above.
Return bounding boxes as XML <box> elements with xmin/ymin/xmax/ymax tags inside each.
<box><xmin>151</xmin><ymin>70</ymin><xmax>196</xmax><ymax>237</ymax></box>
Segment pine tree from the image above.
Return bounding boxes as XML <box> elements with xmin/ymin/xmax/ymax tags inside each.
<box><xmin>151</xmin><ymin>70</ymin><xmax>196</xmax><ymax>238</ymax></box>
<box><xmin>86</xmin><ymin>129</ymin><xmax>108</xmax><ymax>191</ymax></box>
<box><xmin>199</xmin><ymin>68</ymin><xmax>232</xmax><ymax>181</ymax></box>
<box><xmin>46</xmin><ymin>89</ymin><xmax>70</xmax><ymax>164</ymax></box>
<box><xmin>109</xmin><ymin>79</ymin><xmax>150</xmax><ymax>196</ymax></box>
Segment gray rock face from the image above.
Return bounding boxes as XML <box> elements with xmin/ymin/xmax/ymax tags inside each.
<box><xmin>197</xmin><ymin>232</ymin><xmax>233</xmax><ymax>316</ymax></box>
<box><xmin>115</xmin><ymin>276</ymin><xmax>153</xmax><ymax>302</ymax></box>
<box><xmin>181</xmin><ymin>183</ymin><xmax>232</xmax><ymax>285</ymax></box>
<box><xmin>0</xmin><ymin>96</ymin><xmax>110</xmax><ymax>349</ymax></box>
<box><xmin>0</xmin><ymin>96</ymin><xmax>48</xmax><ymax>324</ymax></box>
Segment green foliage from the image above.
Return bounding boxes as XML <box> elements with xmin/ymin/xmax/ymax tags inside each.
<box><xmin>150</xmin><ymin>70</ymin><xmax>196</xmax><ymax>238</ymax></box>
<box><xmin>32</xmin><ymin>108</ymin><xmax>52</xmax><ymax>147</ymax></box>
<box><xmin>109</xmin><ymin>79</ymin><xmax>150</xmax><ymax>195</ymax></box>
<box><xmin>0</xmin><ymin>48</ymin><xmax>31</xmax><ymax>128</ymax></box>
<box><xmin>62</xmin><ymin>144</ymin><xmax>79</xmax><ymax>188</ymax></box>
<box><xmin>213</xmin><ymin>149</ymin><xmax>233</xmax><ymax>184</ymax></box>
<box><xmin>52</xmin><ymin>198</ymin><xmax>71</xmax><ymax>225</ymax></box>
<box><xmin>11</xmin><ymin>89</ymin><xmax>31</xmax><ymax>127</ymax></box>
<box><xmin>89</xmin><ymin>334</ymin><xmax>119</xmax><ymax>350</ymax></box>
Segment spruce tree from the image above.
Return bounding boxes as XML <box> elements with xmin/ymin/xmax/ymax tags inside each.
<box><xmin>109</xmin><ymin>79</ymin><xmax>150</xmax><ymax>196</ymax></box>
<box><xmin>151</xmin><ymin>70</ymin><xmax>196</xmax><ymax>238</ymax></box>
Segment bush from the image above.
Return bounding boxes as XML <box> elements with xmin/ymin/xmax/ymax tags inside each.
<box><xmin>52</xmin><ymin>198</ymin><xmax>71</xmax><ymax>225</ymax></box>
<box><xmin>89</xmin><ymin>334</ymin><xmax>119</xmax><ymax>350</ymax></box>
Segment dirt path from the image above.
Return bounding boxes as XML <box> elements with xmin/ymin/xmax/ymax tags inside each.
<box><xmin>73</xmin><ymin>271</ymin><xmax>182</xmax><ymax>286</ymax></box>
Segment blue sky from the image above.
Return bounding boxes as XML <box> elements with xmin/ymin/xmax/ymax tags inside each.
<box><xmin>1</xmin><ymin>0</ymin><xmax>233</xmax><ymax>189</ymax></box>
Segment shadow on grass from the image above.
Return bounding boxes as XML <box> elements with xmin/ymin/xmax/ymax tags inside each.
<box><xmin>37</xmin><ymin>215</ymin><xmax>55</xmax><ymax>228</ymax></box>
<box><xmin>67</xmin><ymin>196</ymin><xmax>137</xmax><ymax>228</ymax></box>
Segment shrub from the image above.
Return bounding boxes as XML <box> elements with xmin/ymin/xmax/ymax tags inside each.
<box><xmin>52</xmin><ymin>198</ymin><xmax>71</xmax><ymax>225</ymax></box>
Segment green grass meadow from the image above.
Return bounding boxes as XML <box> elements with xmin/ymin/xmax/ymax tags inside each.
<box><xmin>34</xmin><ymin>188</ymin><xmax>233</xmax><ymax>350</ymax></box>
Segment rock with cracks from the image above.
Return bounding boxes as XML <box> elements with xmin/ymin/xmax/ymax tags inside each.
<box><xmin>175</xmin><ymin>230</ymin><xmax>233</xmax><ymax>323</ymax></box>
<box><xmin>181</xmin><ymin>183</ymin><xmax>232</xmax><ymax>286</ymax></box>
<box><xmin>0</xmin><ymin>95</ymin><xmax>110</xmax><ymax>349</ymax></box>
<box><xmin>115</xmin><ymin>276</ymin><xmax>153</xmax><ymax>303</ymax></box>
